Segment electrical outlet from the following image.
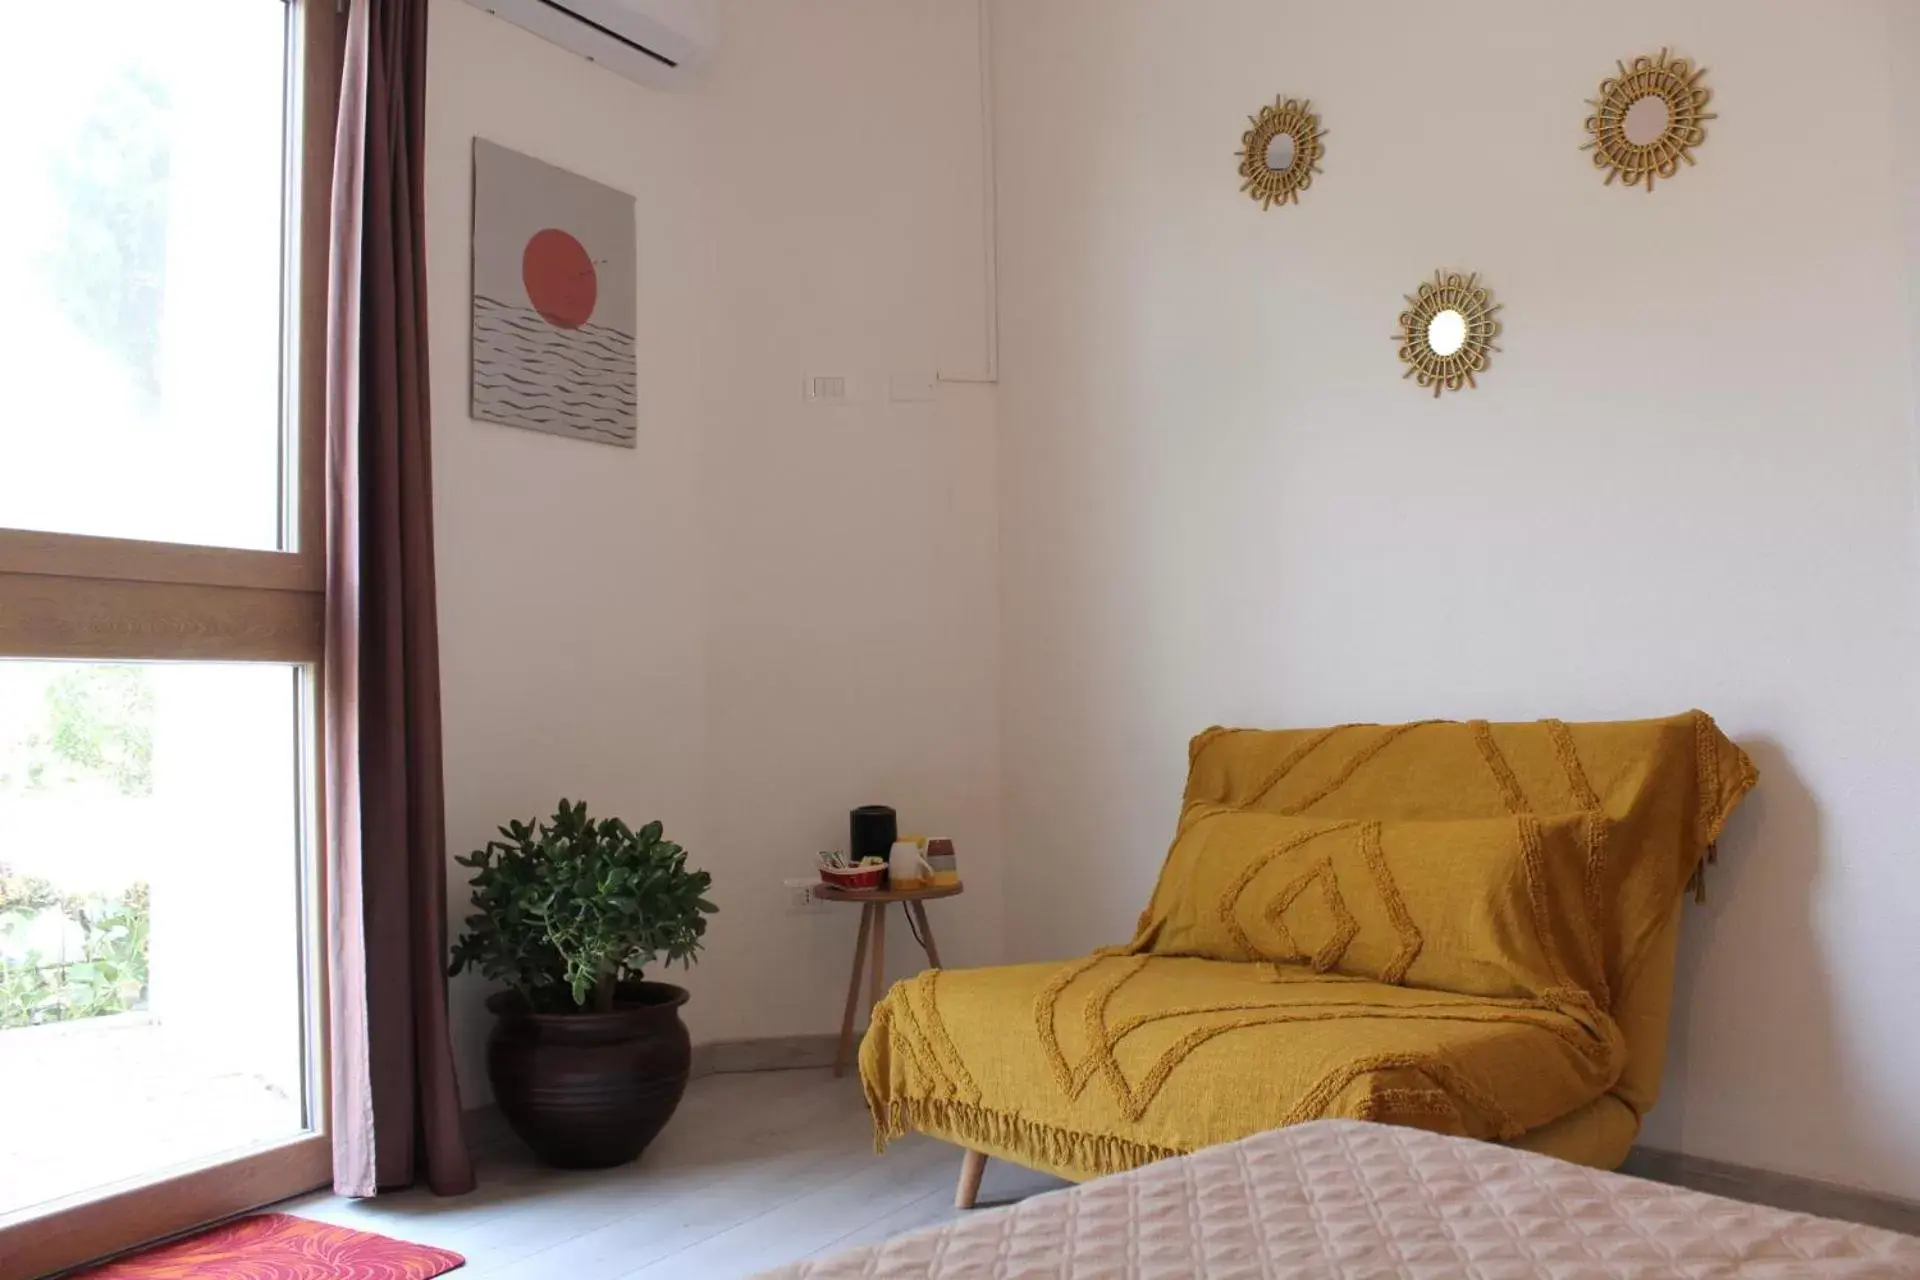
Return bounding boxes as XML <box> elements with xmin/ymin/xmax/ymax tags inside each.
<box><xmin>783</xmin><ymin>877</ymin><xmax>828</xmax><ymax>914</ymax></box>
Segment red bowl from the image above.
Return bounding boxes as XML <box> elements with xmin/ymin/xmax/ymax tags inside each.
<box><xmin>820</xmin><ymin>865</ymin><xmax>886</xmax><ymax>892</ymax></box>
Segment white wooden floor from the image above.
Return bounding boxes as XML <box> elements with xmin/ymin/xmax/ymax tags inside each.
<box><xmin>283</xmin><ymin>1069</ymin><xmax>1067</xmax><ymax>1279</ymax></box>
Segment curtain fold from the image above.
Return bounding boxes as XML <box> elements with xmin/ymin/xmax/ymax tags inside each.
<box><xmin>325</xmin><ymin>0</ymin><xmax>475</xmax><ymax>1198</ymax></box>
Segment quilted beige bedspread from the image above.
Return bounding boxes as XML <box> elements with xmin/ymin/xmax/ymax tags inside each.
<box><xmin>757</xmin><ymin>1120</ymin><xmax>1920</xmax><ymax>1279</ymax></box>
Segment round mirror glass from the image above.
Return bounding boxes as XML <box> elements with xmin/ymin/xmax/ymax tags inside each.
<box><xmin>1426</xmin><ymin>309</ymin><xmax>1468</xmax><ymax>357</ymax></box>
<box><xmin>1264</xmin><ymin>132</ymin><xmax>1296</xmax><ymax>173</ymax></box>
<box><xmin>1623</xmin><ymin>94</ymin><xmax>1671</xmax><ymax>147</ymax></box>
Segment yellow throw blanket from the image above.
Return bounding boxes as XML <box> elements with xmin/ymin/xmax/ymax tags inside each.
<box><xmin>863</xmin><ymin>712</ymin><xmax>1755</xmax><ymax>1181</ymax></box>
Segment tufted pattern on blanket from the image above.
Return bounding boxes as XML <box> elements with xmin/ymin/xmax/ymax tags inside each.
<box><xmin>762</xmin><ymin>1120</ymin><xmax>1919</xmax><ymax>1279</ymax></box>
<box><xmin>861</xmin><ymin>712</ymin><xmax>1755</xmax><ymax>1182</ymax></box>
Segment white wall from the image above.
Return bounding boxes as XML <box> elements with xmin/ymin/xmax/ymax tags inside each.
<box><xmin>691</xmin><ymin>0</ymin><xmax>1002</xmax><ymax>1052</ymax></box>
<box><xmin>424</xmin><ymin>0</ymin><xmax>1920</xmax><ymax>1202</ymax></box>
<box><xmin>991</xmin><ymin>0</ymin><xmax>1920</xmax><ymax>1201</ymax></box>
<box><xmin>1898</xmin><ymin>4</ymin><xmax>1920</xmax><ymax>436</ymax></box>
<box><xmin>426</xmin><ymin>0</ymin><xmax>1002</xmax><ymax>1103</ymax></box>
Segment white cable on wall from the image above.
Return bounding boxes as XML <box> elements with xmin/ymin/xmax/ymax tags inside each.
<box><xmin>938</xmin><ymin>0</ymin><xmax>999</xmax><ymax>385</ymax></box>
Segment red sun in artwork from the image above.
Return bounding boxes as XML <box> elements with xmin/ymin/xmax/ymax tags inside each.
<box><xmin>522</xmin><ymin>228</ymin><xmax>598</xmax><ymax>330</ymax></box>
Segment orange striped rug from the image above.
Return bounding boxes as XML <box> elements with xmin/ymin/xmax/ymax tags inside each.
<box><xmin>74</xmin><ymin>1213</ymin><xmax>463</xmax><ymax>1278</ymax></box>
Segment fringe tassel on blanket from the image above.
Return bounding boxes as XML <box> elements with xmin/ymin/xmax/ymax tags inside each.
<box><xmin>869</xmin><ymin>1097</ymin><xmax>1184</xmax><ymax>1180</ymax></box>
<box><xmin>1686</xmin><ymin>841</ymin><xmax>1719</xmax><ymax>905</ymax></box>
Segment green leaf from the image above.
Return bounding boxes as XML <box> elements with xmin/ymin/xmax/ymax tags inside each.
<box><xmin>447</xmin><ymin>804</ymin><xmax>712</xmax><ymax>1011</ymax></box>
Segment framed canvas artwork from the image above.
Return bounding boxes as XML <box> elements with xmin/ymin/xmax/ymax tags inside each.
<box><xmin>471</xmin><ymin>140</ymin><xmax>637</xmax><ymax>447</ymax></box>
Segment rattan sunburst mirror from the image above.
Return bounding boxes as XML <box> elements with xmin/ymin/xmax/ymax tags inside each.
<box><xmin>1582</xmin><ymin>49</ymin><xmax>1714</xmax><ymax>192</ymax></box>
<box><xmin>1236</xmin><ymin>96</ymin><xmax>1325</xmax><ymax>209</ymax></box>
<box><xmin>1394</xmin><ymin>272</ymin><xmax>1502</xmax><ymax>398</ymax></box>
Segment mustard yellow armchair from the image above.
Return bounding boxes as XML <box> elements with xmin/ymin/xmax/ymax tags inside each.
<box><xmin>861</xmin><ymin>712</ymin><xmax>1755</xmax><ymax>1205</ymax></box>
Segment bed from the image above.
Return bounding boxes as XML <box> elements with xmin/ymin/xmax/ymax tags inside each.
<box><xmin>758</xmin><ymin>1119</ymin><xmax>1920</xmax><ymax>1279</ymax></box>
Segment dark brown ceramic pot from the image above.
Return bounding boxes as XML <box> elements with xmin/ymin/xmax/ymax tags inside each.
<box><xmin>485</xmin><ymin>981</ymin><xmax>691</xmax><ymax>1169</ymax></box>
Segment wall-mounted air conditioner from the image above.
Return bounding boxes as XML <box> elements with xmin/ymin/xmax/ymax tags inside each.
<box><xmin>462</xmin><ymin>0</ymin><xmax>717</xmax><ymax>89</ymax></box>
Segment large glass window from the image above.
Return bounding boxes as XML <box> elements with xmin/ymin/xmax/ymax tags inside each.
<box><xmin>0</xmin><ymin>661</ymin><xmax>307</xmax><ymax>1218</ymax></box>
<box><xmin>0</xmin><ymin>2</ymin><xmax>335</xmax><ymax>1273</ymax></box>
<box><xmin>0</xmin><ymin>3</ymin><xmax>291</xmax><ymax>549</ymax></box>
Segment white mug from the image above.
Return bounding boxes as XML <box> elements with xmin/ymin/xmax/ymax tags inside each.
<box><xmin>889</xmin><ymin>840</ymin><xmax>932</xmax><ymax>889</ymax></box>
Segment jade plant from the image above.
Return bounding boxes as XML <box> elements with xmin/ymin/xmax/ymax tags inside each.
<box><xmin>450</xmin><ymin>800</ymin><xmax>716</xmax><ymax>1013</ymax></box>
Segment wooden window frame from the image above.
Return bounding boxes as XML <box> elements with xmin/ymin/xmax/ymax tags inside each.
<box><xmin>0</xmin><ymin>2</ymin><xmax>341</xmax><ymax>1274</ymax></box>
<box><xmin>0</xmin><ymin>0</ymin><xmax>334</xmax><ymax>659</ymax></box>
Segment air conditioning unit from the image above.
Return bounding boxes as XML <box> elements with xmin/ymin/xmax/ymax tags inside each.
<box><xmin>462</xmin><ymin>0</ymin><xmax>717</xmax><ymax>88</ymax></box>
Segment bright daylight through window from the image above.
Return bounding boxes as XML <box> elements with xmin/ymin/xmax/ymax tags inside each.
<box><xmin>0</xmin><ymin>4</ymin><xmax>289</xmax><ymax>549</ymax></box>
<box><xmin>0</xmin><ymin>0</ymin><xmax>325</xmax><ymax>1231</ymax></box>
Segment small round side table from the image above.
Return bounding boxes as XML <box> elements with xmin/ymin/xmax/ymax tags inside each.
<box><xmin>814</xmin><ymin>882</ymin><xmax>963</xmax><ymax>1077</ymax></box>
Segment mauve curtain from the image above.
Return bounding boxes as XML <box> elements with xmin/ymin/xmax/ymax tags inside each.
<box><xmin>324</xmin><ymin>0</ymin><xmax>475</xmax><ymax>1198</ymax></box>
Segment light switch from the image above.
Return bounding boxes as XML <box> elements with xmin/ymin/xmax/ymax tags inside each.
<box><xmin>803</xmin><ymin>375</ymin><xmax>849</xmax><ymax>403</ymax></box>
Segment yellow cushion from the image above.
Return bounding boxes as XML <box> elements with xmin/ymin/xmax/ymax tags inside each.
<box><xmin>1134</xmin><ymin>808</ymin><xmax>1607</xmax><ymax>1007</ymax></box>
<box><xmin>863</xmin><ymin>955</ymin><xmax>1626</xmax><ymax>1183</ymax></box>
<box><xmin>1508</xmin><ymin>1092</ymin><xmax>1640</xmax><ymax>1169</ymax></box>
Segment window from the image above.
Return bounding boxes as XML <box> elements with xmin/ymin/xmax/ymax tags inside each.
<box><xmin>0</xmin><ymin>662</ymin><xmax>307</xmax><ymax>1211</ymax></box>
<box><xmin>0</xmin><ymin>2</ymin><xmax>338</xmax><ymax>1274</ymax></box>
<box><xmin>0</xmin><ymin>5</ymin><xmax>292</xmax><ymax>550</ymax></box>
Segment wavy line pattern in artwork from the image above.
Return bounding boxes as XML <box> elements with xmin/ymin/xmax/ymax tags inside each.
<box><xmin>472</xmin><ymin>294</ymin><xmax>636</xmax><ymax>446</ymax></box>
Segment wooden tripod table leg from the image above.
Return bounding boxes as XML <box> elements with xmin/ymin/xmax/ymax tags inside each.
<box><xmin>834</xmin><ymin>902</ymin><xmax>874</xmax><ymax>1078</ymax></box>
<box><xmin>869</xmin><ymin>901</ymin><xmax>887</xmax><ymax>1010</ymax></box>
<box><xmin>908</xmin><ymin>899</ymin><xmax>943</xmax><ymax>968</ymax></box>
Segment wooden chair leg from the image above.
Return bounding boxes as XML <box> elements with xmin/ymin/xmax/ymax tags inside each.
<box><xmin>834</xmin><ymin>903</ymin><xmax>874</xmax><ymax>1078</ymax></box>
<box><xmin>955</xmin><ymin>1148</ymin><xmax>987</xmax><ymax>1209</ymax></box>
